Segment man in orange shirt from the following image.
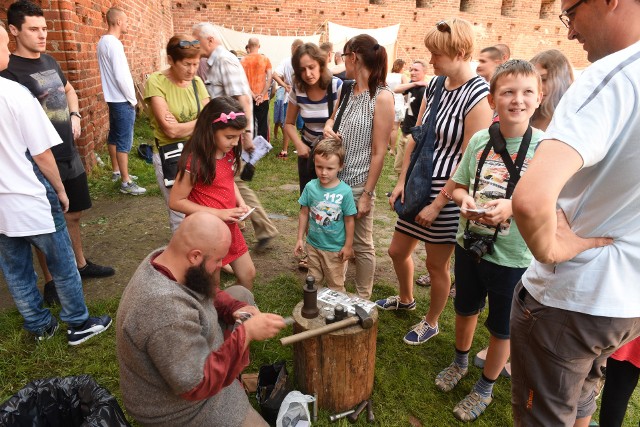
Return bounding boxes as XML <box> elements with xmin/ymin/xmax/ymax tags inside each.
<box><xmin>241</xmin><ymin>37</ymin><xmax>272</xmax><ymax>141</ymax></box>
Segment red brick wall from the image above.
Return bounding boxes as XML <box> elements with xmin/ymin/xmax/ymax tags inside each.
<box><xmin>2</xmin><ymin>0</ymin><xmax>589</xmax><ymax>170</ymax></box>
<box><xmin>0</xmin><ymin>0</ymin><xmax>173</xmax><ymax>169</ymax></box>
<box><xmin>171</xmin><ymin>0</ymin><xmax>588</xmax><ymax>72</ymax></box>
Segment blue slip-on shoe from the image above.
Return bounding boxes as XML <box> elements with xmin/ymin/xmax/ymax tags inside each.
<box><xmin>375</xmin><ymin>295</ymin><xmax>416</xmax><ymax>311</ymax></box>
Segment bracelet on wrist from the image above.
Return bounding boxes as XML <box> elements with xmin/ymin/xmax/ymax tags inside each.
<box><xmin>440</xmin><ymin>188</ymin><xmax>453</xmax><ymax>201</ymax></box>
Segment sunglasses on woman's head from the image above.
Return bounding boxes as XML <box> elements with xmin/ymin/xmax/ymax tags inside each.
<box><xmin>436</xmin><ymin>21</ymin><xmax>451</xmax><ymax>33</ymax></box>
<box><xmin>177</xmin><ymin>40</ymin><xmax>200</xmax><ymax>49</ymax></box>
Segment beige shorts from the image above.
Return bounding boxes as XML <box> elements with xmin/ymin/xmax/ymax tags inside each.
<box><xmin>306</xmin><ymin>245</ymin><xmax>348</xmax><ymax>293</ymax></box>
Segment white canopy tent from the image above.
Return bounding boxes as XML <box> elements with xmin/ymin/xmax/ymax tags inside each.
<box><xmin>212</xmin><ymin>25</ymin><xmax>321</xmax><ymax>69</ymax></box>
<box><xmin>327</xmin><ymin>22</ymin><xmax>400</xmax><ymax>69</ymax></box>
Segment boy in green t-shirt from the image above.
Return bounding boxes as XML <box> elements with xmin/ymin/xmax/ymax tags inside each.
<box><xmin>434</xmin><ymin>60</ymin><xmax>543</xmax><ymax>422</ymax></box>
<box><xmin>294</xmin><ymin>138</ymin><xmax>357</xmax><ymax>293</ymax></box>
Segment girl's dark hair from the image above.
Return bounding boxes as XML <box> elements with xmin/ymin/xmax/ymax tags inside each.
<box><xmin>177</xmin><ymin>96</ymin><xmax>247</xmax><ymax>186</ymax></box>
<box><xmin>344</xmin><ymin>34</ymin><xmax>388</xmax><ymax>96</ymax></box>
<box><xmin>166</xmin><ymin>35</ymin><xmax>201</xmax><ymax>63</ymax></box>
<box><xmin>292</xmin><ymin>43</ymin><xmax>332</xmax><ymax>92</ymax></box>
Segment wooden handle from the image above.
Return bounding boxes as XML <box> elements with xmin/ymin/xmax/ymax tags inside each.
<box><xmin>280</xmin><ymin>316</ymin><xmax>359</xmax><ymax>345</ymax></box>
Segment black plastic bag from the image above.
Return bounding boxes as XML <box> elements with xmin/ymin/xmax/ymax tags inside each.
<box><xmin>256</xmin><ymin>360</ymin><xmax>291</xmax><ymax>425</ymax></box>
<box><xmin>0</xmin><ymin>374</ymin><xmax>130</xmax><ymax>427</ymax></box>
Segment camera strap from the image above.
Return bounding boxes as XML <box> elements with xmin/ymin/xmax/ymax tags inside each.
<box><xmin>465</xmin><ymin>122</ymin><xmax>533</xmax><ymax>240</ymax></box>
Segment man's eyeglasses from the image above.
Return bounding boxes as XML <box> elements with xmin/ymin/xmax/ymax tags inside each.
<box><xmin>341</xmin><ymin>52</ymin><xmax>352</xmax><ymax>58</ymax></box>
<box><xmin>176</xmin><ymin>40</ymin><xmax>200</xmax><ymax>49</ymax></box>
<box><xmin>559</xmin><ymin>0</ymin><xmax>588</xmax><ymax>28</ymax></box>
<box><xmin>436</xmin><ymin>20</ymin><xmax>451</xmax><ymax>34</ymax></box>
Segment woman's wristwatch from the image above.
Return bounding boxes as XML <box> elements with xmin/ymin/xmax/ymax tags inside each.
<box><xmin>363</xmin><ymin>189</ymin><xmax>374</xmax><ymax>197</ymax></box>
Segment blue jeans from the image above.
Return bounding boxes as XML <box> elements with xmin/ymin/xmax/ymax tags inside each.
<box><xmin>0</xmin><ymin>156</ymin><xmax>89</xmax><ymax>334</ymax></box>
<box><xmin>108</xmin><ymin>102</ymin><xmax>136</xmax><ymax>152</ymax></box>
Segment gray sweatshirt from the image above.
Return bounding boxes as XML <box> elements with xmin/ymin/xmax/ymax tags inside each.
<box><xmin>116</xmin><ymin>251</ymin><xmax>250</xmax><ymax>426</ymax></box>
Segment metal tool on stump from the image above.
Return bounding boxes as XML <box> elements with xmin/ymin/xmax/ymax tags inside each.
<box><xmin>281</xmin><ymin>305</ymin><xmax>373</xmax><ymax>346</ymax></box>
<box><xmin>301</xmin><ymin>275</ymin><xmax>319</xmax><ymax>319</ymax></box>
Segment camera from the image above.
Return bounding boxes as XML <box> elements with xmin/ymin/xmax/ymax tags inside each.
<box><xmin>463</xmin><ymin>230</ymin><xmax>495</xmax><ymax>263</ymax></box>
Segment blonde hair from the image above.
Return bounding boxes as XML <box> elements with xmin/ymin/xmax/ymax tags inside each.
<box><xmin>424</xmin><ymin>18</ymin><xmax>475</xmax><ymax>61</ymax></box>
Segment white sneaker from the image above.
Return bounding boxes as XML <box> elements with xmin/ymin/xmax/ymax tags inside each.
<box><xmin>120</xmin><ymin>181</ymin><xmax>146</xmax><ymax>195</ymax></box>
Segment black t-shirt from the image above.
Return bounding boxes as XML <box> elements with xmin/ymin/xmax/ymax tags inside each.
<box><xmin>1</xmin><ymin>54</ymin><xmax>76</xmax><ymax>161</ymax></box>
<box><xmin>401</xmin><ymin>83</ymin><xmax>427</xmax><ymax>135</ymax></box>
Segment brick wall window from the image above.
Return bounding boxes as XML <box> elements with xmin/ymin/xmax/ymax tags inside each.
<box><xmin>540</xmin><ymin>0</ymin><xmax>555</xmax><ymax>19</ymax></box>
<box><xmin>501</xmin><ymin>0</ymin><xmax>515</xmax><ymax>16</ymax></box>
<box><xmin>416</xmin><ymin>0</ymin><xmax>432</xmax><ymax>8</ymax></box>
<box><xmin>460</xmin><ymin>0</ymin><xmax>471</xmax><ymax>12</ymax></box>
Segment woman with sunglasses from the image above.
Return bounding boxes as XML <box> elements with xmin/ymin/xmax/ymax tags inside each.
<box><xmin>377</xmin><ymin>18</ymin><xmax>493</xmax><ymax>345</ymax></box>
<box><xmin>323</xmin><ymin>34</ymin><xmax>395</xmax><ymax>299</ymax></box>
<box><xmin>144</xmin><ymin>35</ymin><xmax>210</xmax><ymax>232</ymax></box>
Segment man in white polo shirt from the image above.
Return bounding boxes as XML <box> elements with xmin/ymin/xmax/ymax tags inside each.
<box><xmin>511</xmin><ymin>0</ymin><xmax>640</xmax><ymax>425</ymax></box>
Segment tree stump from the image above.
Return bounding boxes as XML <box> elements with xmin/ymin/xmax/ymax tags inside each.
<box><xmin>290</xmin><ymin>300</ymin><xmax>378</xmax><ymax>412</ymax></box>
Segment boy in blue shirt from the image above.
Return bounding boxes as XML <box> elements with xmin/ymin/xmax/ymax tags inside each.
<box><xmin>294</xmin><ymin>138</ymin><xmax>356</xmax><ymax>292</ymax></box>
<box><xmin>434</xmin><ymin>60</ymin><xmax>543</xmax><ymax>421</ymax></box>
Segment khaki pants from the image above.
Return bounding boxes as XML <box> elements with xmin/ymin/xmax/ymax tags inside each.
<box><xmin>234</xmin><ymin>162</ymin><xmax>279</xmax><ymax>242</ymax></box>
<box><xmin>350</xmin><ymin>185</ymin><xmax>375</xmax><ymax>299</ymax></box>
<box><xmin>307</xmin><ymin>245</ymin><xmax>348</xmax><ymax>293</ymax></box>
<box><xmin>393</xmin><ymin>133</ymin><xmax>409</xmax><ymax>175</ymax></box>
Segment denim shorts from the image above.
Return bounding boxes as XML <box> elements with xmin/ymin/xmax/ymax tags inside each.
<box><xmin>107</xmin><ymin>101</ymin><xmax>135</xmax><ymax>152</ymax></box>
<box><xmin>453</xmin><ymin>243</ymin><xmax>526</xmax><ymax>339</ymax></box>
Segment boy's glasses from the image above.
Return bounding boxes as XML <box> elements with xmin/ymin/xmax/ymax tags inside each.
<box><xmin>176</xmin><ymin>40</ymin><xmax>200</xmax><ymax>49</ymax></box>
<box><xmin>559</xmin><ymin>0</ymin><xmax>588</xmax><ymax>28</ymax></box>
<box><xmin>436</xmin><ymin>21</ymin><xmax>451</xmax><ymax>33</ymax></box>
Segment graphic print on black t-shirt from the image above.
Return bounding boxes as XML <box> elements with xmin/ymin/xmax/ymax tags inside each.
<box><xmin>0</xmin><ymin>54</ymin><xmax>75</xmax><ymax>161</ymax></box>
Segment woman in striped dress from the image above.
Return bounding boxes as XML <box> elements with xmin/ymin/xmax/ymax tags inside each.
<box><xmin>376</xmin><ymin>18</ymin><xmax>493</xmax><ymax>345</ymax></box>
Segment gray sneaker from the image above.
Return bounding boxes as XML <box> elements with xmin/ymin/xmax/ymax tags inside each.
<box><xmin>120</xmin><ymin>181</ymin><xmax>146</xmax><ymax>195</ymax></box>
<box><xmin>112</xmin><ymin>172</ymin><xmax>138</xmax><ymax>182</ymax></box>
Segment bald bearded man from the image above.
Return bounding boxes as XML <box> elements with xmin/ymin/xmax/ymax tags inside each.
<box><xmin>116</xmin><ymin>212</ymin><xmax>285</xmax><ymax>427</ymax></box>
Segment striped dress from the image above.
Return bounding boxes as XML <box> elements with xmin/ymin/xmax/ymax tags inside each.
<box><xmin>396</xmin><ymin>75</ymin><xmax>489</xmax><ymax>244</ymax></box>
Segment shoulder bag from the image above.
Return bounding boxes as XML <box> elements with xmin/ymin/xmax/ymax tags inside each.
<box><xmin>394</xmin><ymin>76</ymin><xmax>445</xmax><ymax>220</ymax></box>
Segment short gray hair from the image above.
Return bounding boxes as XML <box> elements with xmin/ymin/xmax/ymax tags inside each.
<box><xmin>193</xmin><ymin>22</ymin><xmax>221</xmax><ymax>40</ymax></box>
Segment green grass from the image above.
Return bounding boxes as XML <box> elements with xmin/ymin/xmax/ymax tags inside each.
<box><xmin>2</xmin><ymin>116</ymin><xmax>638</xmax><ymax>426</ymax></box>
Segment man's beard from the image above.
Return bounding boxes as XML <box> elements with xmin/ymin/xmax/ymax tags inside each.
<box><xmin>184</xmin><ymin>259</ymin><xmax>218</xmax><ymax>300</ymax></box>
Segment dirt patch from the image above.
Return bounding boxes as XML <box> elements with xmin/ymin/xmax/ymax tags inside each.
<box><xmin>0</xmin><ymin>193</ymin><xmax>426</xmax><ymax>311</ymax></box>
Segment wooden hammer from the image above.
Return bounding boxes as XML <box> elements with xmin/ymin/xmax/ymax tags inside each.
<box><xmin>280</xmin><ymin>305</ymin><xmax>373</xmax><ymax>346</ymax></box>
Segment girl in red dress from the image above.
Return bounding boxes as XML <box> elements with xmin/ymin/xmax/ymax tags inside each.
<box><xmin>170</xmin><ymin>96</ymin><xmax>255</xmax><ymax>289</ymax></box>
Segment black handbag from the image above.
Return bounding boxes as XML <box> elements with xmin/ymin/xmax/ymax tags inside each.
<box><xmin>155</xmin><ymin>79</ymin><xmax>201</xmax><ymax>188</ymax></box>
<box><xmin>394</xmin><ymin>76</ymin><xmax>445</xmax><ymax>220</ymax></box>
<box><xmin>256</xmin><ymin>360</ymin><xmax>291</xmax><ymax>424</ymax></box>
<box><xmin>156</xmin><ymin>140</ymin><xmax>186</xmax><ymax>187</ymax></box>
